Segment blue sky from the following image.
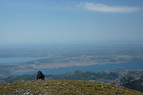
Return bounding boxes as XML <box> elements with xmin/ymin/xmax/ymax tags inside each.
<box><xmin>0</xmin><ymin>0</ymin><xmax>143</xmax><ymax>45</ymax></box>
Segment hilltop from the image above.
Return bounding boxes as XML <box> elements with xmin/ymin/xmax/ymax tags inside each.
<box><xmin>0</xmin><ymin>80</ymin><xmax>143</xmax><ymax>95</ymax></box>
<box><xmin>1</xmin><ymin>68</ymin><xmax>143</xmax><ymax>92</ymax></box>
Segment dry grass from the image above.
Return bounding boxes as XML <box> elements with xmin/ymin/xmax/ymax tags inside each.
<box><xmin>0</xmin><ymin>80</ymin><xmax>143</xmax><ymax>95</ymax></box>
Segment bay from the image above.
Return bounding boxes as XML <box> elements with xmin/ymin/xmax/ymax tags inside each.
<box><xmin>13</xmin><ymin>62</ymin><xmax>143</xmax><ymax>75</ymax></box>
<box><xmin>0</xmin><ymin>57</ymin><xmax>50</xmax><ymax>65</ymax></box>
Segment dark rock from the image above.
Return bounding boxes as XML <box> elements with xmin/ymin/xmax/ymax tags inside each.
<box><xmin>36</xmin><ymin>71</ymin><xmax>45</xmax><ymax>80</ymax></box>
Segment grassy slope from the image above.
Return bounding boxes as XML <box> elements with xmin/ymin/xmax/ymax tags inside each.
<box><xmin>0</xmin><ymin>80</ymin><xmax>143</xmax><ymax>95</ymax></box>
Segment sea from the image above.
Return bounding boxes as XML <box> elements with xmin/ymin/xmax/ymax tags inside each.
<box><xmin>14</xmin><ymin>62</ymin><xmax>143</xmax><ymax>75</ymax></box>
<box><xmin>0</xmin><ymin>57</ymin><xmax>53</xmax><ymax>65</ymax></box>
<box><xmin>0</xmin><ymin>57</ymin><xmax>143</xmax><ymax>75</ymax></box>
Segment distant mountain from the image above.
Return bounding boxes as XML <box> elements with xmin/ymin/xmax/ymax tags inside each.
<box><xmin>46</xmin><ymin>70</ymin><xmax>115</xmax><ymax>83</ymax></box>
<box><xmin>0</xmin><ymin>74</ymin><xmax>35</xmax><ymax>83</ymax></box>
<box><xmin>0</xmin><ymin>80</ymin><xmax>143</xmax><ymax>95</ymax></box>
<box><xmin>1</xmin><ymin>68</ymin><xmax>143</xmax><ymax>92</ymax></box>
<box><xmin>46</xmin><ymin>68</ymin><xmax>143</xmax><ymax>83</ymax></box>
<box><xmin>111</xmin><ymin>69</ymin><xmax>143</xmax><ymax>92</ymax></box>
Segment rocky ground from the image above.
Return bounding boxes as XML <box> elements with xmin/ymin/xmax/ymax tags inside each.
<box><xmin>0</xmin><ymin>80</ymin><xmax>143</xmax><ymax>95</ymax></box>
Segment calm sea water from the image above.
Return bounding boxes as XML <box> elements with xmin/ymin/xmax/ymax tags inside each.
<box><xmin>14</xmin><ymin>62</ymin><xmax>143</xmax><ymax>75</ymax></box>
<box><xmin>1</xmin><ymin>57</ymin><xmax>142</xmax><ymax>75</ymax></box>
<box><xmin>0</xmin><ymin>57</ymin><xmax>49</xmax><ymax>65</ymax></box>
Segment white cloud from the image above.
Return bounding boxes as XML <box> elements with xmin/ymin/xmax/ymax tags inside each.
<box><xmin>77</xmin><ymin>2</ymin><xmax>140</xmax><ymax>13</ymax></box>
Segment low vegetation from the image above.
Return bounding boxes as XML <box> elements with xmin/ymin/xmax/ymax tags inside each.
<box><xmin>0</xmin><ymin>80</ymin><xmax>143</xmax><ymax>95</ymax></box>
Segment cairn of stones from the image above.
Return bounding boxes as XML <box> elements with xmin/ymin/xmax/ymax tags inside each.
<box><xmin>36</xmin><ymin>71</ymin><xmax>45</xmax><ymax>80</ymax></box>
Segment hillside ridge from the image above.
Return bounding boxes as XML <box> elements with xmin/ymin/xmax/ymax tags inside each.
<box><xmin>1</xmin><ymin>68</ymin><xmax>143</xmax><ymax>92</ymax></box>
<box><xmin>0</xmin><ymin>80</ymin><xmax>143</xmax><ymax>95</ymax></box>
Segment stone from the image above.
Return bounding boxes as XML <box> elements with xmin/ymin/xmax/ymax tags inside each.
<box><xmin>36</xmin><ymin>71</ymin><xmax>45</xmax><ymax>80</ymax></box>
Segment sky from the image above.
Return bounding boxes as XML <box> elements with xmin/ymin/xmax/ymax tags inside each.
<box><xmin>0</xmin><ymin>0</ymin><xmax>143</xmax><ymax>45</ymax></box>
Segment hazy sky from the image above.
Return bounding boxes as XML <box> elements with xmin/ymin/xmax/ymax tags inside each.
<box><xmin>0</xmin><ymin>0</ymin><xmax>143</xmax><ymax>45</ymax></box>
